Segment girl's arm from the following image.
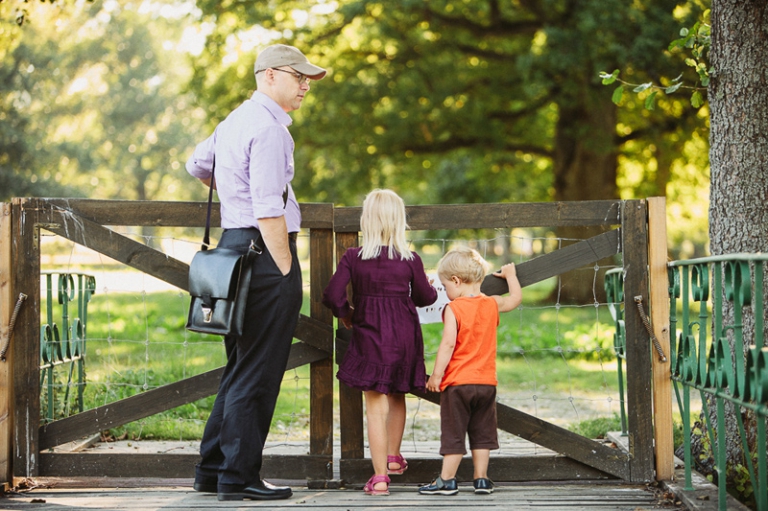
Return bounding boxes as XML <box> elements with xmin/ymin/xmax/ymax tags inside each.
<box><xmin>410</xmin><ymin>254</ymin><xmax>439</xmax><ymax>307</ymax></box>
<box><xmin>426</xmin><ymin>304</ymin><xmax>458</xmax><ymax>392</ymax></box>
<box><xmin>492</xmin><ymin>263</ymin><xmax>523</xmax><ymax>313</ymax></box>
<box><xmin>322</xmin><ymin>251</ymin><xmax>354</xmax><ymax>322</ymax></box>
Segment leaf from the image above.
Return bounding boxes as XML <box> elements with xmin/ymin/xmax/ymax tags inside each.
<box><xmin>611</xmin><ymin>85</ymin><xmax>624</xmax><ymax>105</ymax></box>
<box><xmin>691</xmin><ymin>90</ymin><xmax>704</xmax><ymax>108</ymax></box>
<box><xmin>644</xmin><ymin>91</ymin><xmax>657</xmax><ymax>110</ymax></box>
<box><xmin>685</xmin><ymin>58</ymin><xmax>697</xmax><ymax>68</ymax></box>
<box><xmin>672</xmin><ymin>73</ymin><xmax>683</xmax><ymax>83</ymax></box>
<box><xmin>665</xmin><ymin>82</ymin><xmax>683</xmax><ymax>94</ymax></box>
<box><xmin>633</xmin><ymin>82</ymin><xmax>653</xmax><ymax>93</ymax></box>
<box><xmin>600</xmin><ymin>69</ymin><xmax>619</xmax><ymax>85</ymax></box>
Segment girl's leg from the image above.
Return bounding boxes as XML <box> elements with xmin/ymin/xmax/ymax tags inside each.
<box><xmin>386</xmin><ymin>393</ymin><xmax>406</xmax><ymax>470</ymax></box>
<box><xmin>440</xmin><ymin>453</ymin><xmax>464</xmax><ymax>480</ymax></box>
<box><xmin>364</xmin><ymin>390</ymin><xmax>390</xmax><ymax>491</ymax></box>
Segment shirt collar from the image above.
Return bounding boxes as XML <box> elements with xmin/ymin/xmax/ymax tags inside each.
<box><xmin>251</xmin><ymin>90</ymin><xmax>293</xmax><ymax>127</ymax></box>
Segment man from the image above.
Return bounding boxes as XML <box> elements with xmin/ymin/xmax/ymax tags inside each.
<box><xmin>186</xmin><ymin>44</ymin><xmax>326</xmax><ymax>502</ymax></box>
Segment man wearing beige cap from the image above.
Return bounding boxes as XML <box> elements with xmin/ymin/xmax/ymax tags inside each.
<box><xmin>186</xmin><ymin>44</ymin><xmax>326</xmax><ymax>502</ymax></box>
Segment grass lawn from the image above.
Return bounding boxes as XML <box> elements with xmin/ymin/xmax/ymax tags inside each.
<box><xmin>40</xmin><ymin>277</ymin><xmax>633</xmax><ymax>443</ymax></box>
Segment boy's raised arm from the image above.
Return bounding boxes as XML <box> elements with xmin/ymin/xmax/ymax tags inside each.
<box><xmin>492</xmin><ymin>263</ymin><xmax>522</xmax><ymax>313</ymax></box>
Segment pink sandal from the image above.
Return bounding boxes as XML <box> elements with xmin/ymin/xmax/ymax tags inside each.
<box><xmin>363</xmin><ymin>474</ymin><xmax>391</xmax><ymax>496</ymax></box>
<box><xmin>387</xmin><ymin>454</ymin><xmax>409</xmax><ymax>475</ymax></box>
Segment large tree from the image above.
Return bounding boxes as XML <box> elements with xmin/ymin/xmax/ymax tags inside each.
<box><xmin>189</xmin><ymin>0</ymin><xmax>705</xmax><ymax>301</ymax></box>
<box><xmin>704</xmin><ymin>0</ymin><xmax>768</xmax><ymax>493</ymax></box>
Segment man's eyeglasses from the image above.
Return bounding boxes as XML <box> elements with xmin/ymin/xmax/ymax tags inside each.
<box><xmin>264</xmin><ymin>68</ymin><xmax>310</xmax><ymax>85</ymax></box>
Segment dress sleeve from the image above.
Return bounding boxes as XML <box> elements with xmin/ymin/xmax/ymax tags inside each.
<box><xmin>322</xmin><ymin>249</ymin><xmax>354</xmax><ymax>319</ymax></box>
<box><xmin>410</xmin><ymin>253</ymin><xmax>438</xmax><ymax>307</ymax></box>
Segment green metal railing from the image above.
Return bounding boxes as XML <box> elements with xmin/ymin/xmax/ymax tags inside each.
<box><xmin>40</xmin><ymin>272</ymin><xmax>96</xmax><ymax>423</ymax></box>
<box><xmin>604</xmin><ymin>267</ymin><xmax>628</xmax><ymax>435</ymax></box>
<box><xmin>669</xmin><ymin>254</ymin><xmax>768</xmax><ymax>511</ymax></box>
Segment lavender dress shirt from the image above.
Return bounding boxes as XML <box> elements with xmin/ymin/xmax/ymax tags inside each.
<box><xmin>186</xmin><ymin>91</ymin><xmax>301</xmax><ymax>232</ymax></box>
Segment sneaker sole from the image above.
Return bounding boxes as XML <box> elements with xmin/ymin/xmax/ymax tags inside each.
<box><xmin>474</xmin><ymin>488</ymin><xmax>494</xmax><ymax>494</ymax></box>
<box><xmin>419</xmin><ymin>489</ymin><xmax>459</xmax><ymax>496</ymax></box>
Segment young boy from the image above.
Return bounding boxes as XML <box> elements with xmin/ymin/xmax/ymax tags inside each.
<box><xmin>419</xmin><ymin>247</ymin><xmax>522</xmax><ymax>496</ymax></box>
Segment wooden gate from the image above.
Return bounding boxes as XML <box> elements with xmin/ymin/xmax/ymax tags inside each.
<box><xmin>0</xmin><ymin>197</ymin><xmax>667</xmax><ymax>486</ymax></box>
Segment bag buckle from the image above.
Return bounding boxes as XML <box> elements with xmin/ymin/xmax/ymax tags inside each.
<box><xmin>202</xmin><ymin>306</ymin><xmax>213</xmax><ymax>323</ymax></box>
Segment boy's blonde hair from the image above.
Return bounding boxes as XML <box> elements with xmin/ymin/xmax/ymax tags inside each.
<box><xmin>360</xmin><ymin>189</ymin><xmax>413</xmax><ymax>260</ymax></box>
<box><xmin>437</xmin><ymin>246</ymin><xmax>489</xmax><ymax>284</ymax></box>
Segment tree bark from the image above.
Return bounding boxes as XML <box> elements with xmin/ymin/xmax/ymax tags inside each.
<box><xmin>550</xmin><ymin>88</ymin><xmax>619</xmax><ymax>304</ymax></box>
<box><xmin>705</xmin><ymin>0</ymin><xmax>768</xmax><ymax>482</ymax></box>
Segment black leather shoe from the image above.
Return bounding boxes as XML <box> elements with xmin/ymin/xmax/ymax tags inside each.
<box><xmin>473</xmin><ymin>477</ymin><xmax>494</xmax><ymax>494</ymax></box>
<box><xmin>193</xmin><ymin>477</ymin><xmax>217</xmax><ymax>493</ymax></box>
<box><xmin>217</xmin><ymin>480</ymin><xmax>292</xmax><ymax>501</ymax></box>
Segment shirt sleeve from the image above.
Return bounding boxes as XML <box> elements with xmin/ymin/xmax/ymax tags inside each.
<box><xmin>410</xmin><ymin>254</ymin><xmax>439</xmax><ymax>307</ymax></box>
<box><xmin>185</xmin><ymin>132</ymin><xmax>215</xmax><ymax>179</ymax></box>
<box><xmin>322</xmin><ymin>250</ymin><xmax>354</xmax><ymax>319</ymax></box>
<box><xmin>249</xmin><ymin>125</ymin><xmax>293</xmax><ymax>220</ymax></box>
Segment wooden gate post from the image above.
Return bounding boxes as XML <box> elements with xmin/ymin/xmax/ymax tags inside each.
<box><xmin>621</xmin><ymin>199</ymin><xmax>655</xmax><ymax>482</ymax></box>
<box><xmin>335</xmin><ymin>231</ymin><xmax>364</xmax><ymax>466</ymax></box>
<box><xmin>11</xmin><ymin>198</ymin><xmax>41</xmax><ymax>478</ymax></box>
<box><xmin>647</xmin><ymin>197</ymin><xmax>674</xmax><ymax>480</ymax></box>
<box><xmin>1</xmin><ymin>203</ymin><xmax>13</xmax><ymax>487</ymax></box>
<box><xmin>308</xmin><ymin>217</ymin><xmax>335</xmax><ymax>474</ymax></box>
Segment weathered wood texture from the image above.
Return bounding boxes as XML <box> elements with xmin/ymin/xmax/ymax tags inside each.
<box><xmin>334</xmin><ymin>200</ymin><xmax>621</xmax><ymax>232</ymax></box>
<box><xmin>0</xmin><ymin>203</ymin><xmax>13</xmax><ymax>484</ymax></box>
<box><xmin>0</xmin><ymin>481</ymin><xmax>666</xmax><ymax>511</ymax></box>
<box><xmin>11</xmin><ymin>199</ymin><xmax>41</xmax><ymax>477</ymax></box>
<box><xmin>309</xmin><ymin>226</ymin><xmax>334</xmax><ymax>457</ymax></box>
<box><xmin>38</xmin><ymin>452</ymin><xmax>331</xmax><ymax>480</ymax></box>
<box><xmin>334</xmin><ymin>232</ymin><xmax>364</xmax><ymax>460</ymax></box>
<box><xmin>38</xmin><ymin>338</ymin><xmax>329</xmax><ymax>450</ymax></box>
<box><xmin>480</xmin><ymin>229</ymin><xmax>621</xmax><ymax>295</ymax></box>
<box><xmin>621</xmin><ymin>200</ymin><xmax>655</xmax><ymax>482</ymax></box>
<box><xmin>340</xmin><ymin>456</ymin><xmax>614</xmax><ymax>484</ymax></box>
<box><xmin>410</xmin><ymin>389</ymin><xmax>629</xmax><ymax>481</ymax></box>
<box><xmin>35</xmin><ymin>199</ymin><xmax>334</xmax><ymax>229</ymax></box>
<box><xmin>648</xmin><ymin>197</ymin><xmax>674</xmax><ymax>481</ymax></box>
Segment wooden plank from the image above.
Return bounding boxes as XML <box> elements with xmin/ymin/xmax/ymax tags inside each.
<box><xmin>37</xmin><ymin>199</ymin><xmax>335</xmax><ymax>229</ymax></box>
<box><xmin>647</xmin><ymin>197</ymin><xmax>674</xmax><ymax>481</ymax></box>
<box><xmin>38</xmin><ymin>342</ymin><xmax>328</xmax><ymax>450</ymax></box>
<box><xmin>309</xmin><ymin>227</ymin><xmax>334</xmax><ymax>457</ymax></box>
<box><xmin>335</xmin><ymin>232</ymin><xmax>365</xmax><ymax>460</ymax></box>
<box><xmin>411</xmin><ymin>389</ymin><xmax>630</xmax><ymax>480</ymax></box>
<box><xmin>11</xmin><ymin>198</ymin><xmax>41</xmax><ymax>477</ymax></box>
<box><xmin>339</xmin><ymin>456</ymin><xmax>614</xmax><ymax>484</ymax></box>
<box><xmin>481</xmin><ymin>229</ymin><xmax>621</xmax><ymax>295</ymax></box>
<box><xmin>38</xmin><ymin>452</ymin><xmax>331</xmax><ymax>480</ymax></box>
<box><xmin>334</xmin><ymin>201</ymin><xmax>622</xmax><ymax>232</ymax></box>
<box><xmin>0</xmin><ymin>203</ymin><xmax>12</xmax><ymax>485</ymax></box>
<box><xmin>37</xmin><ymin>208</ymin><xmax>189</xmax><ymax>291</ymax></box>
<box><xmin>621</xmin><ymin>200</ymin><xmax>655</xmax><ymax>482</ymax></box>
<box><xmin>294</xmin><ymin>315</ymin><xmax>333</xmax><ymax>353</ymax></box>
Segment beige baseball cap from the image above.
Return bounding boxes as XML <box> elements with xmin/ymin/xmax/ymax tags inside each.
<box><xmin>254</xmin><ymin>44</ymin><xmax>327</xmax><ymax>80</ymax></box>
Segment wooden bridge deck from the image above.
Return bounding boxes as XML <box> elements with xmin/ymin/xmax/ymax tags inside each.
<box><xmin>1</xmin><ymin>479</ymin><xmax>679</xmax><ymax>510</ymax></box>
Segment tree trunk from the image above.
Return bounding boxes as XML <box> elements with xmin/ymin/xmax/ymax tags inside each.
<box><xmin>550</xmin><ymin>88</ymin><xmax>619</xmax><ymax>304</ymax></box>
<box><xmin>705</xmin><ymin>0</ymin><xmax>768</xmax><ymax>484</ymax></box>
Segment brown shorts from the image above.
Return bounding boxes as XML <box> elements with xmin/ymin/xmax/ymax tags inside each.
<box><xmin>439</xmin><ymin>384</ymin><xmax>499</xmax><ymax>455</ymax></box>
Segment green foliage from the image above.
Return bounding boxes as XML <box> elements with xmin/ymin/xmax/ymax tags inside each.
<box><xmin>568</xmin><ymin>414</ymin><xmax>622</xmax><ymax>439</ymax></box>
<box><xmin>599</xmin><ymin>12</ymin><xmax>711</xmax><ymax>111</ymax></box>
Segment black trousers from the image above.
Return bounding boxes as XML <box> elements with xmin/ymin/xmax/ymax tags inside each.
<box><xmin>195</xmin><ymin>228</ymin><xmax>303</xmax><ymax>491</ymax></box>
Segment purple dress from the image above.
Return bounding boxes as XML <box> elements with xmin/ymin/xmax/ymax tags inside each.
<box><xmin>322</xmin><ymin>247</ymin><xmax>438</xmax><ymax>394</ymax></box>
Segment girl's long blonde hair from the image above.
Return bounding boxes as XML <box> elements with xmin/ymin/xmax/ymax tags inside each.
<box><xmin>359</xmin><ymin>189</ymin><xmax>413</xmax><ymax>260</ymax></box>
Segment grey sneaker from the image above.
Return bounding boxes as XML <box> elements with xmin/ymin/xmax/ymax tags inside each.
<box><xmin>418</xmin><ymin>476</ymin><xmax>459</xmax><ymax>496</ymax></box>
<box><xmin>473</xmin><ymin>477</ymin><xmax>494</xmax><ymax>494</ymax></box>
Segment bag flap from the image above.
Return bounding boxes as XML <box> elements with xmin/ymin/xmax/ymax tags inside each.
<box><xmin>189</xmin><ymin>248</ymin><xmax>243</xmax><ymax>299</ymax></box>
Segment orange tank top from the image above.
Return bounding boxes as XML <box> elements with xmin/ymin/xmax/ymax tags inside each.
<box><xmin>440</xmin><ymin>295</ymin><xmax>499</xmax><ymax>391</ymax></box>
